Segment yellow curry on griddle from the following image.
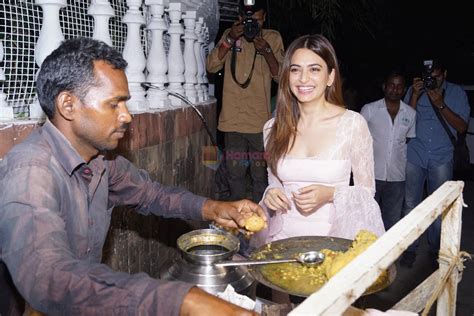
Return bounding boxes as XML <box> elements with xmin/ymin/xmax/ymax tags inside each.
<box><xmin>255</xmin><ymin>230</ymin><xmax>387</xmax><ymax>296</ymax></box>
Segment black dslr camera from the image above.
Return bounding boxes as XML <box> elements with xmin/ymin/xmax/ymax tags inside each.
<box><xmin>422</xmin><ymin>60</ymin><xmax>438</xmax><ymax>90</ymax></box>
<box><xmin>242</xmin><ymin>0</ymin><xmax>260</xmax><ymax>40</ymax></box>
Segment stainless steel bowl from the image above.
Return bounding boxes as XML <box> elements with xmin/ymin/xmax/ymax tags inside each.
<box><xmin>162</xmin><ymin>229</ymin><xmax>255</xmax><ymax>296</ymax></box>
<box><xmin>177</xmin><ymin>228</ymin><xmax>240</xmax><ymax>265</ymax></box>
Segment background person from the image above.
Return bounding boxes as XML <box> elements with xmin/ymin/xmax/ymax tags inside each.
<box><xmin>400</xmin><ymin>58</ymin><xmax>470</xmax><ymax>268</ymax></box>
<box><xmin>0</xmin><ymin>37</ymin><xmax>263</xmax><ymax>316</ymax></box>
<box><xmin>207</xmin><ymin>0</ymin><xmax>284</xmax><ymax>202</ymax></box>
<box><xmin>361</xmin><ymin>71</ymin><xmax>416</xmax><ymax>230</ymax></box>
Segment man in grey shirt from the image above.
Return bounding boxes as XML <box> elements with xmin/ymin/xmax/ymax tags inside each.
<box><xmin>0</xmin><ymin>38</ymin><xmax>262</xmax><ymax>315</ymax></box>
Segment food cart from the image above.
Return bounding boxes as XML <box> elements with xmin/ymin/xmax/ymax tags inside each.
<box><xmin>290</xmin><ymin>181</ymin><xmax>468</xmax><ymax>316</ymax></box>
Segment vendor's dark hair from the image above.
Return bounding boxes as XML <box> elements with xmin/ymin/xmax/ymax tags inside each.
<box><xmin>36</xmin><ymin>37</ymin><xmax>127</xmax><ymax>119</ymax></box>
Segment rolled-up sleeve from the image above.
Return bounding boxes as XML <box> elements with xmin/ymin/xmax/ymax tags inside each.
<box><xmin>0</xmin><ymin>162</ymin><xmax>194</xmax><ymax>315</ymax></box>
<box><xmin>206</xmin><ymin>30</ymin><xmax>230</xmax><ymax>74</ymax></box>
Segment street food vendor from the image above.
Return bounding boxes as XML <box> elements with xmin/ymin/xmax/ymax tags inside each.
<box><xmin>0</xmin><ymin>37</ymin><xmax>264</xmax><ymax>316</ymax></box>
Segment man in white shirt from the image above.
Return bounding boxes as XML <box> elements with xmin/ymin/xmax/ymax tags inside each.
<box><xmin>361</xmin><ymin>71</ymin><xmax>416</xmax><ymax>230</ymax></box>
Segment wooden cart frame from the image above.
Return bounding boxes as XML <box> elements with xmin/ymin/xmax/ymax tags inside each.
<box><xmin>290</xmin><ymin>181</ymin><xmax>465</xmax><ymax>315</ymax></box>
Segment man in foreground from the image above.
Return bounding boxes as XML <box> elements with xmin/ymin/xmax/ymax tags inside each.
<box><xmin>0</xmin><ymin>37</ymin><xmax>263</xmax><ymax>315</ymax></box>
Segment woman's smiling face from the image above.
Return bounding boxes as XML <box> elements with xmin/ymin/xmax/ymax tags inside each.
<box><xmin>289</xmin><ymin>48</ymin><xmax>335</xmax><ymax>105</ymax></box>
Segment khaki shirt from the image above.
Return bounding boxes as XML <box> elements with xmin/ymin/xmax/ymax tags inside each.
<box><xmin>207</xmin><ymin>29</ymin><xmax>284</xmax><ymax>133</ymax></box>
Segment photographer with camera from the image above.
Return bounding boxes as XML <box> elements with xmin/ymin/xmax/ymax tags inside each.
<box><xmin>207</xmin><ymin>0</ymin><xmax>284</xmax><ymax>203</ymax></box>
<box><xmin>400</xmin><ymin>59</ymin><xmax>470</xmax><ymax>268</ymax></box>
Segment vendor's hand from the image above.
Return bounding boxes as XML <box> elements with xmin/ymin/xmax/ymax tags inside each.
<box><xmin>263</xmin><ymin>188</ymin><xmax>291</xmax><ymax>213</ymax></box>
<box><xmin>180</xmin><ymin>287</ymin><xmax>259</xmax><ymax>316</ymax></box>
<box><xmin>229</xmin><ymin>19</ymin><xmax>244</xmax><ymax>40</ymax></box>
<box><xmin>426</xmin><ymin>88</ymin><xmax>445</xmax><ymax>108</ymax></box>
<box><xmin>292</xmin><ymin>184</ymin><xmax>335</xmax><ymax>214</ymax></box>
<box><xmin>202</xmin><ymin>199</ymin><xmax>267</xmax><ymax>230</ymax></box>
<box><xmin>253</xmin><ymin>36</ymin><xmax>270</xmax><ymax>54</ymax></box>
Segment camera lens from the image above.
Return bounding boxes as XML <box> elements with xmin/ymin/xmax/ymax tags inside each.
<box><xmin>423</xmin><ymin>76</ymin><xmax>437</xmax><ymax>90</ymax></box>
<box><xmin>243</xmin><ymin>18</ymin><xmax>259</xmax><ymax>40</ymax></box>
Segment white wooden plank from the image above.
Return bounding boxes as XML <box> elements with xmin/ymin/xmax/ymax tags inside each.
<box><xmin>436</xmin><ymin>195</ymin><xmax>463</xmax><ymax>316</ymax></box>
<box><xmin>289</xmin><ymin>181</ymin><xmax>464</xmax><ymax>316</ymax></box>
<box><xmin>391</xmin><ymin>270</ymin><xmax>439</xmax><ymax>313</ymax></box>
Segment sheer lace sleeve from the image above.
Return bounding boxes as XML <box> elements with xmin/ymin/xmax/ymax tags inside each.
<box><xmin>330</xmin><ymin>112</ymin><xmax>385</xmax><ymax>239</ymax></box>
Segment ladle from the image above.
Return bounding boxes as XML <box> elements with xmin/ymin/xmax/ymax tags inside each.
<box><xmin>214</xmin><ymin>251</ymin><xmax>325</xmax><ymax>267</ymax></box>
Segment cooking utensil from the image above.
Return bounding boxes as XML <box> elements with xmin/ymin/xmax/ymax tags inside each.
<box><xmin>160</xmin><ymin>229</ymin><xmax>255</xmax><ymax>296</ymax></box>
<box><xmin>248</xmin><ymin>236</ymin><xmax>396</xmax><ymax>297</ymax></box>
<box><xmin>176</xmin><ymin>228</ymin><xmax>240</xmax><ymax>265</ymax></box>
<box><xmin>214</xmin><ymin>250</ymin><xmax>325</xmax><ymax>267</ymax></box>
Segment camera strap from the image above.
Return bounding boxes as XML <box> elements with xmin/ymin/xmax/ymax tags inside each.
<box><xmin>230</xmin><ymin>43</ymin><xmax>257</xmax><ymax>89</ymax></box>
<box><xmin>429</xmin><ymin>90</ymin><xmax>457</xmax><ymax>145</ymax></box>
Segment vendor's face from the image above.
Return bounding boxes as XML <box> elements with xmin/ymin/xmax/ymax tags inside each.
<box><xmin>289</xmin><ymin>48</ymin><xmax>335</xmax><ymax>105</ymax></box>
<box><xmin>72</xmin><ymin>60</ymin><xmax>131</xmax><ymax>157</ymax></box>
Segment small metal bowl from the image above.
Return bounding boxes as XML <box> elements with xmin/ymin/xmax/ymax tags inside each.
<box><xmin>177</xmin><ymin>229</ymin><xmax>240</xmax><ymax>265</ymax></box>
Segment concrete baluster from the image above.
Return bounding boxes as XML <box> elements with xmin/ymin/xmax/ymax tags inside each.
<box><xmin>182</xmin><ymin>10</ymin><xmax>198</xmax><ymax>104</ymax></box>
<box><xmin>166</xmin><ymin>2</ymin><xmax>185</xmax><ymax>106</ymax></box>
<box><xmin>32</xmin><ymin>0</ymin><xmax>67</xmax><ymax>119</ymax></box>
<box><xmin>194</xmin><ymin>17</ymin><xmax>205</xmax><ymax>102</ymax></box>
<box><xmin>145</xmin><ymin>0</ymin><xmax>171</xmax><ymax>109</ymax></box>
<box><xmin>88</xmin><ymin>0</ymin><xmax>115</xmax><ymax>46</ymax></box>
<box><xmin>122</xmin><ymin>0</ymin><xmax>148</xmax><ymax>112</ymax></box>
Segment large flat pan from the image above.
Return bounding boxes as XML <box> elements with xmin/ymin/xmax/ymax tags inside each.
<box><xmin>249</xmin><ymin>236</ymin><xmax>396</xmax><ymax>297</ymax></box>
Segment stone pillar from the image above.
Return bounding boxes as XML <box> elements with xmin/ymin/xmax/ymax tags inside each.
<box><xmin>88</xmin><ymin>0</ymin><xmax>115</xmax><ymax>46</ymax></box>
<box><xmin>166</xmin><ymin>2</ymin><xmax>185</xmax><ymax>107</ymax></box>
<box><xmin>33</xmin><ymin>0</ymin><xmax>67</xmax><ymax>119</ymax></box>
<box><xmin>122</xmin><ymin>0</ymin><xmax>148</xmax><ymax>112</ymax></box>
<box><xmin>145</xmin><ymin>0</ymin><xmax>171</xmax><ymax>109</ymax></box>
<box><xmin>182</xmin><ymin>10</ymin><xmax>198</xmax><ymax>104</ymax></box>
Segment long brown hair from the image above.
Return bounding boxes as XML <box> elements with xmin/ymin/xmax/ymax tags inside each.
<box><xmin>266</xmin><ymin>34</ymin><xmax>345</xmax><ymax>177</ymax></box>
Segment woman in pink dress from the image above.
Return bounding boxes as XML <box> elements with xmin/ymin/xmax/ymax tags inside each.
<box><xmin>252</xmin><ymin>34</ymin><xmax>385</xmax><ymax>247</ymax></box>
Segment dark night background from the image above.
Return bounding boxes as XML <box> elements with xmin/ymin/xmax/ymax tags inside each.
<box><xmin>213</xmin><ymin>0</ymin><xmax>474</xmax><ymax>113</ymax></box>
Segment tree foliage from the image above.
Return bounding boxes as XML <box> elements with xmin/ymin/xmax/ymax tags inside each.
<box><xmin>266</xmin><ymin>0</ymin><xmax>377</xmax><ymax>43</ymax></box>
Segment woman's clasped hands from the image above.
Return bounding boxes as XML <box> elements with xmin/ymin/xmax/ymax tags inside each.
<box><xmin>264</xmin><ymin>185</ymin><xmax>335</xmax><ymax>215</ymax></box>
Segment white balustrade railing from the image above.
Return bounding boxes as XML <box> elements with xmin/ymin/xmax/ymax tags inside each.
<box><xmin>123</xmin><ymin>0</ymin><xmax>148</xmax><ymax>112</ymax></box>
<box><xmin>88</xmin><ymin>0</ymin><xmax>115</xmax><ymax>46</ymax></box>
<box><xmin>0</xmin><ymin>0</ymin><xmax>216</xmax><ymax>121</ymax></box>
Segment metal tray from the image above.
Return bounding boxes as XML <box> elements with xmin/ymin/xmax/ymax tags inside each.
<box><xmin>249</xmin><ymin>236</ymin><xmax>396</xmax><ymax>297</ymax></box>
